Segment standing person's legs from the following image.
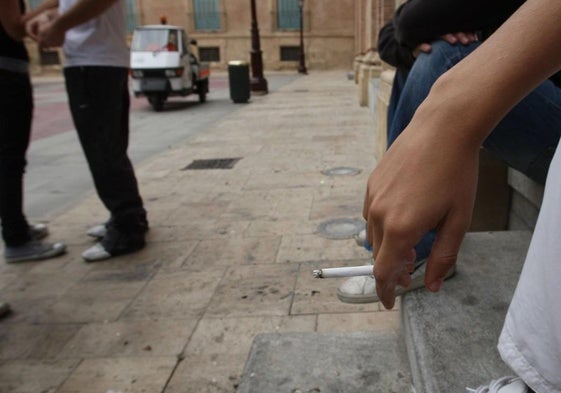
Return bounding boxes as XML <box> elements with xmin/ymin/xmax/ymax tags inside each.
<box><xmin>64</xmin><ymin>66</ymin><xmax>148</xmax><ymax>260</ymax></box>
<box><xmin>0</xmin><ymin>70</ymin><xmax>66</xmax><ymax>263</ymax></box>
<box><xmin>497</xmin><ymin>147</ymin><xmax>561</xmax><ymax>393</ymax></box>
<box><xmin>0</xmin><ymin>71</ymin><xmax>33</xmax><ymax>247</ymax></box>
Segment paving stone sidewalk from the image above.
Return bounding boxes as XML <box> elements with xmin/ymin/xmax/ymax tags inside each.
<box><xmin>0</xmin><ymin>70</ymin><xmax>400</xmax><ymax>393</ymax></box>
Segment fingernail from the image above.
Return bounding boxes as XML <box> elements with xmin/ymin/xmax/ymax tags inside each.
<box><xmin>428</xmin><ymin>279</ymin><xmax>442</xmax><ymax>292</ymax></box>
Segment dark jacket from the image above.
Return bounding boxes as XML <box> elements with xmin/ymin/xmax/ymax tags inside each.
<box><xmin>378</xmin><ymin>0</ymin><xmax>561</xmax><ymax>86</ymax></box>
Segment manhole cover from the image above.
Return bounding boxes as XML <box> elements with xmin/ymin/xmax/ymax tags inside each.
<box><xmin>322</xmin><ymin>167</ymin><xmax>361</xmax><ymax>176</ymax></box>
<box><xmin>183</xmin><ymin>157</ymin><xmax>242</xmax><ymax>170</ymax></box>
<box><xmin>317</xmin><ymin>218</ymin><xmax>365</xmax><ymax>239</ymax></box>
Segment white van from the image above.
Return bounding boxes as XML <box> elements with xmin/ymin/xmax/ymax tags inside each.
<box><xmin>130</xmin><ymin>25</ymin><xmax>210</xmax><ymax>111</ymax></box>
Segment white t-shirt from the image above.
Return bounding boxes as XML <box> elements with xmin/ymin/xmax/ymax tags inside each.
<box><xmin>60</xmin><ymin>0</ymin><xmax>129</xmax><ymax>67</ymax></box>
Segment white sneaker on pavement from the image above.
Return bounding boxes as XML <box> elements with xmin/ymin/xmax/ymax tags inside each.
<box><xmin>86</xmin><ymin>224</ymin><xmax>107</xmax><ymax>239</ymax></box>
<box><xmin>81</xmin><ymin>243</ymin><xmax>111</xmax><ymax>261</ymax></box>
<box><xmin>466</xmin><ymin>376</ymin><xmax>531</xmax><ymax>393</ymax></box>
<box><xmin>337</xmin><ymin>260</ymin><xmax>456</xmax><ymax>304</ymax></box>
<box><xmin>29</xmin><ymin>223</ymin><xmax>49</xmax><ymax>240</ymax></box>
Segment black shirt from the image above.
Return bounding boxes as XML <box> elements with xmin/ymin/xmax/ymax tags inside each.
<box><xmin>378</xmin><ymin>0</ymin><xmax>561</xmax><ymax>87</ymax></box>
<box><xmin>0</xmin><ymin>0</ymin><xmax>29</xmax><ymax>62</ymax></box>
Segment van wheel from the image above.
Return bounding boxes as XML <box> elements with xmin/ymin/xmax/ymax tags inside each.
<box><xmin>148</xmin><ymin>95</ymin><xmax>164</xmax><ymax>111</ymax></box>
<box><xmin>197</xmin><ymin>80</ymin><xmax>207</xmax><ymax>103</ymax></box>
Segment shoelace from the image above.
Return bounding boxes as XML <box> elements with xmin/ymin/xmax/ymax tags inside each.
<box><xmin>466</xmin><ymin>376</ymin><xmax>519</xmax><ymax>393</ymax></box>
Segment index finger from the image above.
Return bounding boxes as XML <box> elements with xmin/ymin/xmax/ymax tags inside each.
<box><xmin>373</xmin><ymin>236</ymin><xmax>416</xmax><ymax>309</ymax></box>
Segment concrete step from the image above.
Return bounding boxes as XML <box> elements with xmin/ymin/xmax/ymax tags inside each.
<box><xmin>236</xmin><ymin>331</ymin><xmax>412</xmax><ymax>393</ymax></box>
<box><xmin>402</xmin><ymin>231</ymin><xmax>532</xmax><ymax>393</ymax></box>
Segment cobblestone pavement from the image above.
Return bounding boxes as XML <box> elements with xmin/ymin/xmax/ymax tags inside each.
<box><xmin>0</xmin><ymin>70</ymin><xmax>399</xmax><ymax>393</ymax></box>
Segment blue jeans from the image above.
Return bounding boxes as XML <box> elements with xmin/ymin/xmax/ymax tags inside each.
<box><xmin>386</xmin><ymin>40</ymin><xmax>561</xmax><ymax>261</ymax></box>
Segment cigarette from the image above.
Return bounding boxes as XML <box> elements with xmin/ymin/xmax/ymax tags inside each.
<box><xmin>312</xmin><ymin>265</ymin><xmax>373</xmax><ymax>279</ymax></box>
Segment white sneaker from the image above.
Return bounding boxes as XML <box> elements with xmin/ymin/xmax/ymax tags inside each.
<box><xmin>354</xmin><ymin>229</ymin><xmax>367</xmax><ymax>247</ymax></box>
<box><xmin>86</xmin><ymin>224</ymin><xmax>107</xmax><ymax>239</ymax></box>
<box><xmin>467</xmin><ymin>376</ymin><xmax>531</xmax><ymax>393</ymax></box>
<box><xmin>81</xmin><ymin>243</ymin><xmax>111</xmax><ymax>262</ymax></box>
<box><xmin>337</xmin><ymin>260</ymin><xmax>456</xmax><ymax>304</ymax></box>
<box><xmin>29</xmin><ymin>223</ymin><xmax>49</xmax><ymax>240</ymax></box>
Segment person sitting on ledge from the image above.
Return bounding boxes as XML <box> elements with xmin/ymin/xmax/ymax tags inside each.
<box><xmin>338</xmin><ymin>0</ymin><xmax>561</xmax><ymax>304</ymax></box>
<box><xmin>361</xmin><ymin>0</ymin><xmax>561</xmax><ymax>391</ymax></box>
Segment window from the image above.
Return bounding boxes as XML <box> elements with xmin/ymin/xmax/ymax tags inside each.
<box><xmin>125</xmin><ymin>0</ymin><xmax>138</xmax><ymax>33</ymax></box>
<box><xmin>193</xmin><ymin>0</ymin><xmax>221</xmax><ymax>31</ymax></box>
<box><xmin>198</xmin><ymin>47</ymin><xmax>220</xmax><ymax>62</ymax></box>
<box><xmin>277</xmin><ymin>0</ymin><xmax>300</xmax><ymax>30</ymax></box>
<box><xmin>280</xmin><ymin>46</ymin><xmax>300</xmax><ymax>61</ymax></box>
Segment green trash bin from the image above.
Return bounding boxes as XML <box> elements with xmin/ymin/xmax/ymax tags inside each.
<box><xmin>228</xmin><ymin>60</ymin><xmax>250</xmax><ymax>103</ymax></box>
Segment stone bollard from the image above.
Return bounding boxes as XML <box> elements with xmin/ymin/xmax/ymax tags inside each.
<box><xmin>357</xmin><ymin>51</ymin><xmax>382</xmax><ymax>107</ymax></box>
<box><xmin>374</xmin><ymin>69</ymin><xmax>395</xmax><ymax>161</ymax></box>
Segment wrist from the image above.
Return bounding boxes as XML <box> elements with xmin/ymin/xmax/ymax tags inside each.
<box><xmin>415</xmin><ymin>71</ymin><xmax>495</xmax><ymax>152</ymax></box>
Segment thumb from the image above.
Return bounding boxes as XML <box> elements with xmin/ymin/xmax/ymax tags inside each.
<box><xmin>424</xmin><ymin>213</ymin><xmax>468</xmax><ymax>292</ymax></box>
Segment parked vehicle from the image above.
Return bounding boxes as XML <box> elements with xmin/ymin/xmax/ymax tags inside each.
<box><xmin>130</xmin><ymin>24</ymin><xmax>210</xmax><ymax>111</ymax></box>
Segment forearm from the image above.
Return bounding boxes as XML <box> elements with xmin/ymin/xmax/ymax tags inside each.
<box><xmin>53</xmin><ymin>0</ymin><xmax>117</xmax><ymax>33</ymax></box>
<box><xmin>411</xmin><ymin>0</ymin><xmax>561</xmax><ymax>150</ymax></box>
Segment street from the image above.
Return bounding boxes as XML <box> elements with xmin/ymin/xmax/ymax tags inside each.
<box><xmin>25</xmin><ymin>72</ymin><xmax>300</xmax><ymax>220</ymax></box>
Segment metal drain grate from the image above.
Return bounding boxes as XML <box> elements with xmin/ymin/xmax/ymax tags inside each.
<box><xmin>322</xmin><ymin>167</ymin><xmax>361</xmax><ymax>176</ymax></box>
<box><xmin>183</xmin><ymin>157</ymin><xmax>242</xmax><ymax>170</ymax></box>
<box><xmin>316</xmin><ymin>218</ymin><xmax>365</xmax><ymax>239</ymax></box>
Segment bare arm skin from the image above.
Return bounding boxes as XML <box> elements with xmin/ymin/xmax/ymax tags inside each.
<box><xmin>32</xmin><ymin>0</ymin><xmax>118</xmax><ymax>48</ymax></box>
<box><xmin>364</xmin><ymin>0</ymin><xmax>561</xmax><ymax>309</ymax></box>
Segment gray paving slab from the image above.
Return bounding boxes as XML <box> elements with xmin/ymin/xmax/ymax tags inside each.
<box><xmin>402</xmin><ymin>231</ymin><xmax>532</xmax><ymax>393</ymax></box>
<box><xmin>236</xmin><ymin>332</ymin><xmax>412</xmax><ymax>393</ymax></box>
<box><xmin>1</xmin><ymin>71</ymin><xmax>396</xmax><ymax>393</ymax></box>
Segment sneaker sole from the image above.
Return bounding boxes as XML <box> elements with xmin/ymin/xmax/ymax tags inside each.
<box><xmin>337</xmin><ymin>265</ymin><xmax>456</xmax><ymax>304</ymax></box>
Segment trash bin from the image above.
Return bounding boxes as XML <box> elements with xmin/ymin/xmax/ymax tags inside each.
<box><xmin>228</xmin><ymin>60</ymin><xmax>250</xmax><ymax>103</ymax></box>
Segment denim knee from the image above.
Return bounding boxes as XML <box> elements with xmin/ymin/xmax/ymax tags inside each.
<box><xmin>413</xmin><ymin>41</ymin><xmax>479</xmax><ymax>78</ymax></box>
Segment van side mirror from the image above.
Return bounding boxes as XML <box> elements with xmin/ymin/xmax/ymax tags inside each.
<box><xmin>190</xmin><ymin>39</ymin><xmax>198</xmax><ymax>46</ymax></box>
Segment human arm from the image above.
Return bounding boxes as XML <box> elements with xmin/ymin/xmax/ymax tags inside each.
<box><xmin>37</xmin><ymin>0</ymin><xmax>118</xmax><ymax>48</ymax></box>
<box><xmin>364</xmin><ymin>0</ymin><xmax>561</xmax><ymax>309</ymax></box>
<box><xmin>0</xmin><ymin>0</ymin><xmax>26</xmax><ymax>40</ymax></box>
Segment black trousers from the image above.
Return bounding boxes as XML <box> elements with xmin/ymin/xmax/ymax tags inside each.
<box><xmin>64</xmin><ymin>66</ymin><xmax>147</xmax><ymax>234</ymax></box>
<box><xmin>0</xmin><ymin>70</ymin><xmax>32</xmax><ymax>247</ymax></box>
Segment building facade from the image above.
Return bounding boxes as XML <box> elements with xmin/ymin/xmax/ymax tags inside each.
<box><xmin>26</xmin><ymin>0</ymin><xmax>399</xmax><ymax>74</ymax></box>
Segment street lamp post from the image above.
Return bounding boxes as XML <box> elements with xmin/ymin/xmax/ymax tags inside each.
<box><xmin>249</xmin><ymin>0</ymin><xmax>268</xmax><ymax>93</ymax></box>
<box><xmin>298</xmin><ymin>0</ymin><xmax>307</xmax><ymax>74</ymax></box>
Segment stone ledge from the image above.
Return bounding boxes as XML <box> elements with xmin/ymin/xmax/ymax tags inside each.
<box><xmin>402</xmin><ymin>231</ymin><xmax>531</xmax><ymax>393</ymax></box>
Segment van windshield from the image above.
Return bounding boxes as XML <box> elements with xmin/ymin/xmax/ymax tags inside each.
<box><xmin>131</xmin><ymin>29</ymin><xmax>179</xmax><ymax>52</ymax></box>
